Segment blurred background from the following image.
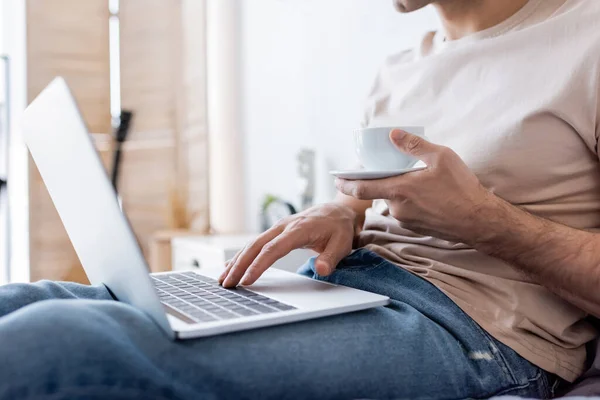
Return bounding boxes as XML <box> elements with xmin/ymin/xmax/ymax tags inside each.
<box><xmin>0</xmin><ymin>0</ymin><xmax>438</xmax><ymax>285</ymax></box>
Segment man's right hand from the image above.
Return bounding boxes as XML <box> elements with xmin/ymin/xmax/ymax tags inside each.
<box><xmin>219</xmin><ymin>203</ymin><xmax>358</xmax><ymax>288</ymax></box>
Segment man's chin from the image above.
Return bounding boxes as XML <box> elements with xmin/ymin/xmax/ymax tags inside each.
<box><xmin>393</xmin><ymin>0</ymin><xmax>432</xmax><ymax>13</ymax></box>
<box><xmin>393</xmin><ymin>1</ymin><xmax>406</xmax><ymax>12</ymax></box>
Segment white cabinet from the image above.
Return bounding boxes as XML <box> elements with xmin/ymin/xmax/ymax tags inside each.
<box><xmin>171</xmin><ymin>234</ymin><xmax>316</xmax><ymax>273</ymax></box>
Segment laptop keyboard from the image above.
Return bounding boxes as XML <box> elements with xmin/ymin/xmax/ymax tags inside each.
<box><xmin>151</xmin><ymin>272</ymin><xmax>297</xmax><ymax>324</ymax></box>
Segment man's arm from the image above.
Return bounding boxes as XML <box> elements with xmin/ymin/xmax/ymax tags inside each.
<box><xmin>335</xmin><ymin>129</ymin><xmax>600</xmax><ymax>318</ymax></box>
<box><xmin>474</xmin><ymin>195</ymin><xmax>600</xmax><ymax>317</ymax></box>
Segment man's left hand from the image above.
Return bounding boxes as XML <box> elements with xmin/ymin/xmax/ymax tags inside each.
<box><xmin>335</xmin><ymin>129</ymin><xmax>495</xmax><ymax>244</ymax></box>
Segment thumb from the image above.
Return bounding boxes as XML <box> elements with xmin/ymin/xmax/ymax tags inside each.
<box><xmin>389</xmin><ymin>129</ymin><xmax>439</xmax><ymax>164</ymax></box>
<box><xmin>314</xmin><ymin>235</ymin><xmax>348</xmax><ymax>276</ymax></box>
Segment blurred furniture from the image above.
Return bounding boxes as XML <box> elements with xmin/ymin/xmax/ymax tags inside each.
<box><xmin>147</xmin><ymin>230</ymin><xmax>202</xmax><ymax>273</ymax></box>
<box><xmin>25</xmin><ymin>0</ymin><xmax>209</xmax><ymax>282</ymax></box>
<box><xmin>0</xmin><ymin>55</ymin><xmax>10</xmax><ymax>284</ymax></box>
<box><xmin>171</xmin><ymin>234</ymin><xmax>315</xmax><ymax>274</ymax></box>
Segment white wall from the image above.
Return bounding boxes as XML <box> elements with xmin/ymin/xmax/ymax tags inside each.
<box><xmin>1</xmin><ymin>0</ymin><xmax>29</xmax><ymax>283</ymax></box>
<box><xmin>239</xmin><ymin>0</ymin><xmax>439</xmax><ymax>231</ymax></box>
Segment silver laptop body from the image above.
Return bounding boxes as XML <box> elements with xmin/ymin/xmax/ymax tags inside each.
<box><xmin>21</xmin><ymin>77</ymin><xmax>389</xmax><ymax>339</ymax></box>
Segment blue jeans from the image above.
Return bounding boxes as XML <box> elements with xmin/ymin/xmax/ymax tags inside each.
<box><xmin>0</xmin><ymin>249</ymin><xmax>554</xmax><ymax>399</ymax></box>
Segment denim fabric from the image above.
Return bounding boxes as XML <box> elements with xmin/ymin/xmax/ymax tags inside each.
<box><xmin>0</xmin><ymin>249</ymin><xmax>553</xmax><ymax>399</ymax></box>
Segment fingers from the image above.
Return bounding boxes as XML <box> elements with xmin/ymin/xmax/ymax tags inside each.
<box><xmin>219</xmin><ymin>245</ymin><xmax>248</xmax><ymax>283</ymax></box>
<box><xmin>389</xmin><ymin>129</ymin><xmax>442</xmax><ymax>164</ymax></box>
<box><xmin>314</xmin><ymin>234</ymin><xmax>350</xmax><ymax>276</ymax></box>
<box><xmin>218</xmin><ymin>250</ymin><xmax>243</xmax><ymax>284</ymax></box>
<box><xmin>238</xmin><ymin>233</ymin><xmax>306</xmax><ymax>286</ymax></box>
<box><xmin>335</xmin><ymin>177</ymin><xmax>400</xmax><ymax>200</ymax></box>
<box><xmin>221</xmin><ymin>226</ymin><xmax>283</xmax><ymax>288</ymax></box>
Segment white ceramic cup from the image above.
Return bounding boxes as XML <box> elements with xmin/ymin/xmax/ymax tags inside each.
<box><xmin>355</xmin><ymin>126</ymin><xmax>426</xmax><ymax>171</ymax></box>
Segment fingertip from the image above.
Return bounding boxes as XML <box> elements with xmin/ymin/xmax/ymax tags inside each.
<box><xmin>389</xmin><ymin>129</ymin><xmax>406</xmax><ymax>142</ymax></box>
<box><xmin>315</xmin><ymin>260</ymin><xmax>332</xmax><ymax>276</ymax></box>
<box><xmin>240</xmin><ymin>275</ymin><xmax>252</xmax><ymax>286</ymax></box>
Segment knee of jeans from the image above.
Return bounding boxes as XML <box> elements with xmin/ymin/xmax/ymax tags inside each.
<box><xmin>0</xmin><ymin>299</ymin><xmax>151</xmax><ymax>364</ymax></box>
<box><xmin>3</xmin><ymin>299</ymin><xmax>108</xmax><ymax>344</ymax></box>
<box><xmin>0</xmin><ymin>300</ymin><xmax>173</xmax><ymax>398</ymax></box>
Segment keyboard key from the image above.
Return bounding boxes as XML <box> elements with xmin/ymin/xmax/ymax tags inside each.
<box><xmin>234</xmin><ymin>308</ymin><xmax>258</xmax><ymax>317</ymax></box>
<box><xmin>190</xmin><ymin>309</ymin><xmax>213</xmax><ymax>317</ymax></box>
<box><xmin>202</xmin><ymin>305</ymin><xmax>223</xmax><ymax>312</ymax></box>
<box><xmin>200</xmin><ymin>304</ymin><xmax>221</xmax><ymax>311</ymax></box>
<box><xmin>263</xmin><ymin>299</ymin><xmax>281</xmax><ymax>304</ymax></box>
<box><xmin>195</xmin><ymin>275</ymin><xmax>218</xmax><ymax>283</ymax></box>
<box><xmin>214</xmin><ymin>311</ymin><xmax>237</xmax><ymax>320</ymax></box>
<box><xmin>246</xmin><ymin>304</ymin><xmax>277</xmax><ymax>314</ymax></box>
<box><xmin>237</xmin><ymin>299</ymin><xmax>257</xmax><ymax>305</ymax></box>
<box><xmin>272</xmin><ymin>303</ymin><xmax>296</xmax><ymax>311</ymax></box>
<box><xmin>154</xmin><ymin>272</ymin><xmax>288</xmax><ymax>318</ymax></box>
<box><xmin>188</xmin><ymin>300</ymin><xmax>211</xmax><ymax>308</ymax></box>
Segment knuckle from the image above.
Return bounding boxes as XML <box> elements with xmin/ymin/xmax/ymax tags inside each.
<box><xmin>273</xmin><ymin>216</ymin><xmax>291</xmax><ymax>229</ymax></box>
<box><xmin>319</xmin><ymin>252</ymin><xmax>334</xmax><ymax>263</ymax></box>
<box><xmin>245</xmin><ymin>239</ymin><xmax>260</xmax><ymax>252</ymax></box>
<box><xmin>352</xmin><ymin>184</ymin><xmax>367</xmax><ymax>199</ymax></box>
<box><xmin>261</xmin><ymin>242</ymin><xmax>278</xmax><ymax>255</ymax></box>
<box><xmin>436</xmin><ymin>146</ymin><xmax>454</xmax><ymax>163</ymax></box>
<box><xmin>399</xmin><ymin>182</ymin><xmax>415</xmax><ymax>198</ymax></box>
<box><xmin>407</xmin><ymin>135</ymin><xmax>423</xmax><ymax>152</ymax></box>
<box><xmin>285</xmin><ymin>217</ymin><xmax>306</xmax><ymax>231</ymax></box>
<box><xmin>245</xmin><ymin>266</ymin><xmax>258</xmax><ymax>277</ymax></box>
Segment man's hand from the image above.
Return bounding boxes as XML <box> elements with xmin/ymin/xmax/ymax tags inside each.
<box><xmin>219</xmin><ymin>203</ymin><xmax>357</xmax><ymax>288</ymax></box>
<box><xmin>335</xmin><ymin>129</ymin><xmax>600</xmax><ymax>317</ymax></box>
<box><xmin>336</xmin><ymin>129</ymin><xmax>492</xmax><ymax>244</ymax></box>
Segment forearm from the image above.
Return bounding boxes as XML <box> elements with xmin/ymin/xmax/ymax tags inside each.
<box><xmin>471</xmin><ymin>193</ymin><xmax>600</xmax><ymax>317</ymax></box>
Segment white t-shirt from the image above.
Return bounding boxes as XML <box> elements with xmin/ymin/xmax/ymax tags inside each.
<box><xmin>360</xmin><ymin>0</ymin><xmax>600</xmax><ymax>381</ymax></box>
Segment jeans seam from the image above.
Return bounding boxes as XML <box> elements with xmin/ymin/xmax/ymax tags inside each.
<box><xmin>344</xmin><ymin>258</ymin><xmax>389</xmax><ymax>272</ymax></box>
<box><xmin>335</xmin><ymin>250</ymin><xmax>390</xmax><ymax>273</ymax></box>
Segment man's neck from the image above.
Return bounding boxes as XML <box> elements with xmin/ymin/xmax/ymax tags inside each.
<box><xmin>434</xmin><ymin>0</ymin><xmax>530</xmax><ymax>40</ymax></box>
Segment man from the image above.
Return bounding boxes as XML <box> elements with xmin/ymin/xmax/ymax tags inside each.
<box><xmin>2</xmin><ymin>0</ymin><xmax>599</xmax><ymax>398</ymax></box>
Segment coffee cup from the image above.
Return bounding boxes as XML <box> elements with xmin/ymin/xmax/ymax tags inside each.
<box><xmin>355</xmin><ymin>126</ymin><xmax>426</xmax><ymax>171</ymax></box>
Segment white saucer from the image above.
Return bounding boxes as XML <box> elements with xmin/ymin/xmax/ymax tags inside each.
<box><xmin>329</xmin><ymin>166</ymin><xmax>426</xmax><ymax>180</ymax></box>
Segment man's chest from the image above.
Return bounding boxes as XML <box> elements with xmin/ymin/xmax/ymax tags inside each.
<box><xmin>365</xmin><ymin>32</ymin><xmax>600</xmax><ymax>208</ymax></box>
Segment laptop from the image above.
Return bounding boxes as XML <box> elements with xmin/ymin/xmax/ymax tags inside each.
<box><xmin>21</xmin><ymin>77</ymin><xmax>389</xmax><ymax>339</ymax></box>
